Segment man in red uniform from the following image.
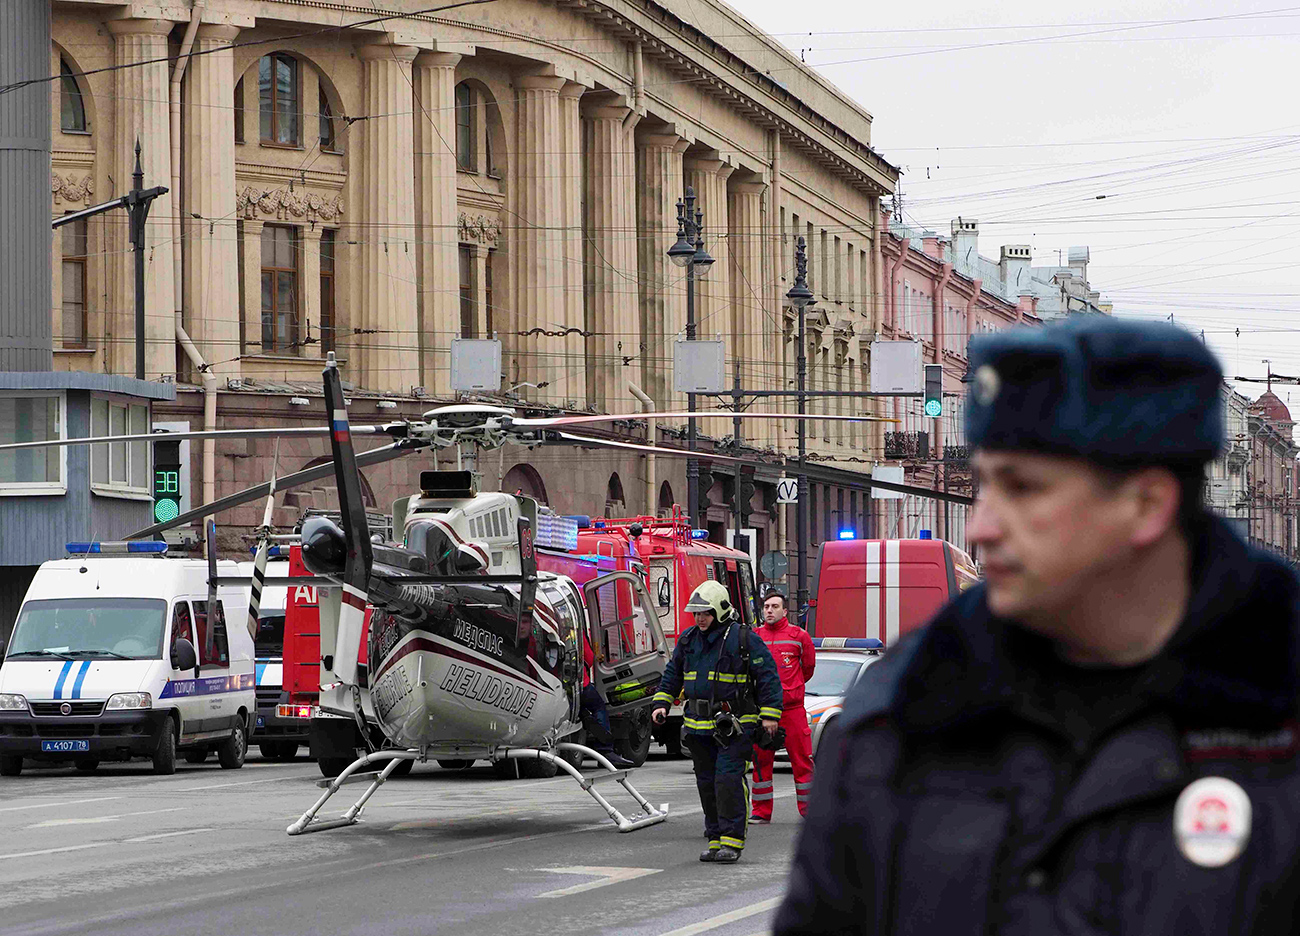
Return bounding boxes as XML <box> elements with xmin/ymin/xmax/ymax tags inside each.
<box><xmin>751</xmin><ymin>591</ymin><xmax>815</xmax><ymax>820</ymax></box>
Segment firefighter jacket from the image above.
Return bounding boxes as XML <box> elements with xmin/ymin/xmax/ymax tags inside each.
<box><xmin>775</xmin><ymin>515</ymin><xmax>1300</xmax><ymax>936</ymax></box>
<box><xmin>758</xmin><ymin>616</ymin><xmax>816</xmax><ymax>710</ymax></box>
<box><xmin>652</xmin><ymin>618</ymin><xmax>784</xmax><ymax>734</ymax></box>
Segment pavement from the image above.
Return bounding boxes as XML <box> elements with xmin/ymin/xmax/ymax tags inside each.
<box><xmin>0</xmin><ymin>749</ymin><xmax>804</xmax><ymax>936</ymax></box>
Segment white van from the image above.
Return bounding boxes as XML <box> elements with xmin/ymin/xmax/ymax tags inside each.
<box><xmin>0</xmin><ymin>542</ymin><xmax>255</xmax><ymax>776</ymax></box>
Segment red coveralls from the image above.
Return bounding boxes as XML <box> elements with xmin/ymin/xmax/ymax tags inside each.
<box><xmin>751</xmin><ymin>615</ymin><xmax>815</xmax><ymax>819</ymax></box>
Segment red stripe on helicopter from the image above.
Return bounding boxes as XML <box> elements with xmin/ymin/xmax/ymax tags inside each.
<box><xmin>372</xmin><ymin>634</ymin><xmax>549</xmax><ymax>692</ymax></box>
<box><xmin>427</xmin><ymin>517</ymin><xmax>490</xmax><ymax>567</ymax></box>
<box><xmin>341</xmin><ymin>585</ymin><xmax>368</xmax><ymax>611</ymax></box>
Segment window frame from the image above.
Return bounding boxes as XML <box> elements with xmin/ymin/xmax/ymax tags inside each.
<box><xmin>59</xmin><ymin>59</ymin><xmax>88</xmax><ymax>134</ymax></box>
<box><xmin>89</xmin><ymin>396</ymin><xmax>152</xmax><ymax>500</ymax></box>
<box><xmin>258</xmin><ymin>52</ymin><xmax>301</xmax><ymax>148</ymax></box>
<box><xmin>0</xmin><ymin>391</ymin><xmax>67</xmax><ymax>496</ymax></box>
<box><xmin>260</xmin><ymin>224</ymin><xmax>300</xmax><ymax>354</ymax></box>
<box><xmin>319</xmin><ymin>85</ymin><xmax>338</xmax><ymax>153</ymax></box>
<box><xmin>458</xmin><ymin>243</ymin><xmax>477</xmax><ymax>339</ymax></box>
<box><xmin>455</xmin><ymin>82</ymin><xmax>477</xmax><ymax>172</ymax></box>
<box><xmin>319</xmin><ymin>228</ymin><xmax>336</xmax><ymax>354</ymax></box>
<box><xmin>192</xmin><ymin>599</ymin><xmax>231</xmax><ymax>670</ymax></box>
<box><xmin>234</xmin><ymin>76</ymin><xmax>245</xmax><ymax>144</ymax></box>
<box><xmin>60</xmin><ymin>216</ymin><xmax>89</xmax><ymax>349</ymax></box>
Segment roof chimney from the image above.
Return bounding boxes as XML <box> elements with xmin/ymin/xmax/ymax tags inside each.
<box><xmin>1067</xmin><ymin>246</ymin><xmax>1089</xmax><ymax>283</ymax></box>
<box><xmin>1000</xmin><ymin>245</ymin><xmax>1031</xmax><ymax>297</ymax></box>
<box><xmin>951</xmin><ymin>218</ymin><xmax>978</xmax><ymax>271</ymax></box>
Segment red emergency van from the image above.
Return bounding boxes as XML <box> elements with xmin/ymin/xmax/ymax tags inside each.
<box><xmin>807</xmin><ymin>537</ymin><xmax>979</xmax><ymax>645</ymax></box>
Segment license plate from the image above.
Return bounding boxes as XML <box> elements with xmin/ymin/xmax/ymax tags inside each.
<box><xmin>41</xmin><ymin>740</ymin><xmax>90</xmax><ymax>753</ymax></box>
<box><xmin>256</xmin><ymin>715</ymin><xmax>265</xmax><ymax>728</ymax></box>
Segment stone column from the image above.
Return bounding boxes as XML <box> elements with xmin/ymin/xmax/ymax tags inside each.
<box><xmin>583</xmin><ymin>99</ymin><xmax>636</xmax><ymax>412</ymax></box>
<box><xmin>636</xmin><ymin>130</ymin><xmax>689</xmax><ymax>410</ymax></box>
<box><xmin>683</xmin><ymin>155</ymin><xmax>733</xmax><ymax>439</ymax></box>
<box><xmin>183</xmin><ymin>24</ymin><xmax>240</xmax><ymax>376</ymax></box>
<box><xmin>558</xmin><ymin>82</ymin><xmax>587</xmax><ymax>407</ymax></box>
<box><xmin>240</xmin><ymin>218</ymin><xmax>264</xmax><ymax>353</ymax></box>
<box><xmin>357</xmin><ymin>43</ymin><xmax>420</xmax><ymax>393</ymax></box>
<box><xmin>413</xmin><ymin>51</ymin><xmax>460</xmax><ymax>396</ymax></box>
<box><xmin>728</xmin><ymin>180</ymin><xmax>765</xmax><ymax>404</ymax></box>
<box><xmin>514</xmin><ymin>75</ymin><xmax>566</xmax><ymax>400</ymax></box>
<box><xmin>108</xmin><ymin>17</ymin><xmax>176</xmax><ymax>379</ymax></box>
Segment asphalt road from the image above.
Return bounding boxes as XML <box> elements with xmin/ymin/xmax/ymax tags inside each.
<box><xmin>0</xmin><ymin>749</ymin><xmax>804</xmax><ymax>936</ymax></box>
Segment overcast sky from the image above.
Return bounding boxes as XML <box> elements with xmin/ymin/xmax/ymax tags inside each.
<box><xmin>728</xmin><ymin>0</ymin><xmax>1300</xmax><ymax>407</ymax></box>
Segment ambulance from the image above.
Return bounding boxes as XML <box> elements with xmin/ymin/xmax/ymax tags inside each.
<box><xmin>807</xmin><ymin>535</ymin><xmax>979</xmax><ymax>645</ymax></box>
<box><xmin>0</xmin><ymin>541</ymin><xmax>255</xmax><ymax>776</ymax></box>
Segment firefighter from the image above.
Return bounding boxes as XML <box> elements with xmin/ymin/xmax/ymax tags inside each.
<box><xmin>776</xmin><ymin>316</ymin><xmax>1300</xmax><ymax>935</ymax></box>
<box><xmin>750</xmin><ymin>591</ymin><xmax>815</xmax><ymax>821</ymax></box>
<box><xmin>651</xmin><ymin>580</ymin><xmax>783</xmax><ymax>863</ymax></box>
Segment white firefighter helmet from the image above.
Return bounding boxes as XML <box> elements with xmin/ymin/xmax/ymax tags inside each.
<box><xmin>685</xmin><ymin>580</ymin><xmax>735</xmax><ymax>623</ymax></box>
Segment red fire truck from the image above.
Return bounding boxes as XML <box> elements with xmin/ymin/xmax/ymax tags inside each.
<box><xmin>807</xmin><ymin>536</ymin><xmax>979</xmax><ymax>645</ymax></box>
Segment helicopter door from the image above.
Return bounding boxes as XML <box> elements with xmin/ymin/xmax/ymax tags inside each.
<box><xmin>583</xmin><ymin>571</ymin><xmax>668</xmax><ymax>718</ymax></box>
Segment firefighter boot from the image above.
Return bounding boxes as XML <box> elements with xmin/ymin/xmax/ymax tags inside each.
<box><xmin>713</xmin><ymin>846</ymin><xmax>741</xmax><ymax>864</ymax></box>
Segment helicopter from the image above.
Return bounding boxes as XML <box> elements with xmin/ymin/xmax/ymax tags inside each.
<box><xmin>0</xmin><ymin>353</ymin><xmax>890</xmax><ymax>834</ymax></box>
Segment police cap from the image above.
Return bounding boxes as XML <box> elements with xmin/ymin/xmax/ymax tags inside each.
<box><xmin>965</xmin><ymin>315</ymin><xmax>1224</xmax><ymax>467</ymax></box>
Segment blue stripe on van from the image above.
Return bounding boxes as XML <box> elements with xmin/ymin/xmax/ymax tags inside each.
<box><xmin>52</xmin><ymin>660</ymin><xmax>74</xmax><ymax>700</ymax></box>
<box><xmin>70</xmin><ymin>660</ymin><xmax>91</xmax><ymax>699</ymax></box>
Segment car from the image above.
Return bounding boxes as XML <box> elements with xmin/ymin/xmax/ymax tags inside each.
<box><xmin>804</xmin><ymin>642</ymin><xmax>884</xmax><ymax>759</ymax></box>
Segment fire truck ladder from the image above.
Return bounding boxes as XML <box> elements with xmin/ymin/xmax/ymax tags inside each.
<box><xmin>286</xmin><ymin>744</ymin><xmax>668</xmax><ymax>835</ymax></box>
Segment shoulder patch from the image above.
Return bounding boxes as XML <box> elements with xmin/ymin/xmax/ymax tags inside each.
<box><xmin>1182</xmin><ymin>722</ymin><xmax>1300</xmax><ymax>762</ymax></box>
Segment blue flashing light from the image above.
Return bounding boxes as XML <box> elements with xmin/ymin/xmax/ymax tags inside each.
<box><xmin>812</xmin><ymin>637</ymin><xmax>885</xmax><ymax>650</ymax></box>
<box><xmin>247</xmin><ymin>544</ymin><xmax>285</xmax><ymax>557</ymax></box>
<box><xmin>567</xmin><ymin>515</ymin><xmax>592</xmax><ymax>530</ymax></box>
<box><xmin>593</xmin><ymin>520</ymin><xmax>606</xmax><ymax>529</ymax></box>
<box><xmin>690</xmin><ymin>529</ymin><xmax>710</xmax><ymax>540</ymax></box>
<box><xmin>66</xmin><ymin>541</ymin><xmax>169</xmax><ymax>555</ymax></box>
<box><xmin>918</xmin><ymin>529</ymin><xmax>932</xmax><ymax>540</ymax></box>
<box><xmin>838</xmin><ymin>529</ymin><xmax>856</xmax><ymax>540</ymax></box>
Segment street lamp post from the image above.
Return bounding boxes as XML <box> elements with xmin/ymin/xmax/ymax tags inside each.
<box><xmin>786</xmin><ymin>236</ymin><xmax>816</xmax><ymax>613</ymax></box>
<box><xmin>667</xmin><ymin>187</ymin><xmax>714</xmax><ymax>529</ymax></box>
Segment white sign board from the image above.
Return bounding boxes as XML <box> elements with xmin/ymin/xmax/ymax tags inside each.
<box><xmin>726</xmin><ymin>528</ymin><xmax>758</xmax><ymax>569</ymax></box>
<box><xmin>776</xmin><ymin>477</ymin><xmax>799</xmax><ymax>504</ymax></box>
<box><xmin>451</xmin><ymin>338</ymin><xmax>502</xmax><ymax>392</ymax></box>
<box><xmin>871</xmin><ymin>464</ymin><xmax>905</xmax><ymax>500</ymax></box>
<box><xmin>673</xmin><ymin>339</ymin><xmax>727</xmax><ymax>394</ymax></box>
<box><xmin>869</xmin><ymin>340</ymin><xmax>923</xmax><ymax>394</ymax></box>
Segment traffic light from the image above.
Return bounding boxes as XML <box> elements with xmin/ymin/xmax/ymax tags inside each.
<box><xmin>153</xmin><ymin>439</ymin><xmax>182</xmax><ymax>525</ymax></box>
<box><xmin>923</xmin><ymin>363</ymin><xmax>943</xmax><ymax>418</ymax></box>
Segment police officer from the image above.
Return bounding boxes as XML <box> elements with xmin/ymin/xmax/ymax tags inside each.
<box><xmin>776</xmin><ymin>316</ymin><xmax>1300</xmax><ymax>934</ymax></box>
<box><xmin>651</xmin><ymin>580</ymin><xmax>784</xmax><ymax>863</ymax></box>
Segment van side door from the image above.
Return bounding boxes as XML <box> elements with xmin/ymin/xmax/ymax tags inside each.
<box><xmin>193</xmin><ymin>598</ymin><xmax>234</xmax><ymax>735</ymax></box>
<box><xmin>165</xmin><ymin>600</ymin><xmax>205</xmax><ymax>740</ymax></box>
<box><xmin>582</xmin><ymin>571</ymin><xmax>668</xmax><ymax>719</ymax></box>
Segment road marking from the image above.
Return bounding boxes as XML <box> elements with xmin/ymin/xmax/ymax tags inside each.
<box><xmin>124</xmin><ymin>828</ymin><xmax>213</xmax><ymax>843</ymax></box>
<box><xmin>654</xmin><ymin>897</ymin><xmax>782</xmax><ymax>936</ymax></box>
<box><xmin>29</xmin><ymin>807</ymin><xmax>187</xmax><ymax>828</ymax></box>
<box><xmin>0</xmin><ymin>843</ymin><xmax>106</xmax><ymax>861</ymax></box>
<box><xmin>535</xmin><ymin>866</ymin><xmax>662</xmax><ymax>898</ymax></box>
<box><xmin>169</xmin><ymin>776</ymin><xmax>301</xmax><ymax>793</ymax></box>
<box><xmin>0</xmin><ymin>796</ymin><xmax>121</xmax><ymax>814</ymax></box>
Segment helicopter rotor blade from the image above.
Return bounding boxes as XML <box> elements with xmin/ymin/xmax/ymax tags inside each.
<box><xmin>321</xmin><ymin>355</ymin><xmax>374</xmax><ymax>687</ymax></box>
<box><xmin>124</xmin><ymin>440</ymin><xmax>418</xmax><ymax>540</ymax></box>
<box><xmin>514</xmin><ymin>411</ymin><xmax>897</xmax><ymax>430</ymax></box>
<box><xmin>550</xmin><ymin>432</ymin><xmax>747</xmax><ymax>462</ymax></box>
<box><xmin>0</xmin><ymin>424</ymin><xmax>398</xmax><ymax>456</ymax></box>
<box><xmin>245</xmin><ymin>441</ymin><xmax>280</xmax><ymax>642</ymax></box>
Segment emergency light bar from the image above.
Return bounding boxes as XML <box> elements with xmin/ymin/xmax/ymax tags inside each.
<box><xmin>66</xmin><ymin>541</ymin><xmax>169</xmax><ymax>555</ymax></box>
<box><xmin>248</xmin><ymin>544</ymin><xmax>286</xmax><ymax>557</ymax></box>
<box><xmin>535</xmin><ymin>510</ymin><xmax>579</xmax><ymax>551</ymax></box>
<box><xmin>838</xmin><ymin>530</ymin><xmax>856</xmax><ymax>540</ymax></box>
<box><xmin>812</xmin><ymin>637</ymin><xmax>884</xmax><ymax>651</ymax></box>
<box><xmin>691</xmin><ymin>529</ymin><xmax>709</xmax><ymax>540</ymax></box>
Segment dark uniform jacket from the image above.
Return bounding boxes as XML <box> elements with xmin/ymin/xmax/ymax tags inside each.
<box><xmin>776</xmin><ymin>515</ymin><xmax>1300</xmax><ymax>935</ymax></box>
<box><xmin>653</xmin><ymin>618</ymin><xmax>784</xmax><ymax>733</ymax></box>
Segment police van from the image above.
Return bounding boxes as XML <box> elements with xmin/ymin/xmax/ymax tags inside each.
<box><xmin>0</xmin><ymin>541</ymin><xmax>255</xmax><ymax>776</ymax></box>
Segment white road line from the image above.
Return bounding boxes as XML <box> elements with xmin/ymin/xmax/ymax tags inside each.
<box><xmin>0</xmin><ymin>843</ymin><xmax>107</xmax><ymax>861</ymax></box>
<box><xmin>0</xmin><ymin>796</ymin><xmax>121</xmax><ymax>814</ymax></box>
<box><xmin>654</xmin><ymin>897</ymin><xmax>782</xmax><ymax>936</ymax></box>
<box><xmin>172</xmin><ymin>775</ymin><xmax>304</xmax><ymax>793</ymax></box>
<box><xmin>29</xmin><ymin>807</ymin><xmax>187</xmax><ymax>828</ymax></box>
<box><xmin>535</xmin><ymin>866</ymin><xmax>662</xmax><ymax>898</ymax></box>
<box><xmin>124</xmin><ymin>828</ymin><xmax>214</xmax><ymax>843</ymax></box>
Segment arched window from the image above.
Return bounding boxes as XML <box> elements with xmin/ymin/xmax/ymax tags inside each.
<box><xmin>301</xmin><ymin>456</ymin><xmax>377</xmax><ymax>508</ymax></box>
<box><xmin>502</xmin><ymin>464</ymin><xmax>547</xmax><ymax>505</ymax></box>
<box><xmin>59</xmin><ymin>59</ymin><xmax>86</xmax><ymax>132</ymax></box>
<box><xmin>605</xmin><ymin>473</ymin><xmax>626</xmax><ymax>518</ymax></box>
<box><xmin>319</xmin><ymin>86</ymin><xmax>336</xmax><ymax>151</ymax></box>
<box><xmin>455</xmin><ymin>82</ymin><xmax>475</xmax><ymax>171</ymax></box>
<box><xmin>259</xmin><ymin>52</ymin><xmax>299</xmax><ymax>146</ymax></box>
<box><xmin>657</xmin><ymin>481</ymin><xmax>674</xmax><ymax>517</ymax></box>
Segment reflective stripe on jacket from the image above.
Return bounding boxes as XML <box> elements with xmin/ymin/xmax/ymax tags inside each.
<box><xmin>758</xmin><ymin>616</ymin><xmax>816</xmax><ymax>710</ymax></box>
<box><xmin>651</xmin><ymin>619</ymin><xmax>784</xmax><ymax>733</ymax></box>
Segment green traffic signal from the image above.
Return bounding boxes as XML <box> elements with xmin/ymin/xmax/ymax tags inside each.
<box><xmin>924</xmin><ymin>398</ymin><xmax>943</xmax><ymax>418</ymax></box>
<box><xmin>154</xmin><ymin>497</ymin><xmax>180</xmax><ymax>523</ymax></box>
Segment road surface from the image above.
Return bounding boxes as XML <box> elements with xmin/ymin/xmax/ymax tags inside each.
<box><xmin>0</xmin><ymin>751</ymin><xmax>803</xmax><ymax>936</ymax></box>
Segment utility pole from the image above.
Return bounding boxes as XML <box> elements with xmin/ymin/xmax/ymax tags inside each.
<box><xmin>786</xmin><ymin>237</ymin><xmax>815</xmax><ymax>612</ymax></box>
<box><xmin>667</xmin><ymin>188</ymin><xmax>714</xmax><ymax>528</ymax></box>
<box><xmin>732</xmin><ymin>359</ymin><xmax>743</xmax><ymax>545</ymax></box>
<box><xmin>53</xmin><ymin>138</ymin><xmax>167</xmax><ymax>381</ymax></box>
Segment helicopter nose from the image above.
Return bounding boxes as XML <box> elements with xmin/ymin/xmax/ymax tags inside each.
<box><xmin>301</xmin><ymin>516</ymin><xmax>348</xmax><ymax>576</ymax></box>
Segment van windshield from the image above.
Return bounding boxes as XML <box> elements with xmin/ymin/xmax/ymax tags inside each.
<box><xmin>7</xmin><ymin>598</ymin><xmax>167</xmax><ymax>661</ymax></box>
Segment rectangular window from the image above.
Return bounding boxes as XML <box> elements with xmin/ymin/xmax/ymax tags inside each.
<box><xmin>259</xmin><ymin>52</ymin><xmax>299</xmax><ymax>146</ymax></box>
<box><xmin>820</xmin><ymin>229</ymin><xmax>828</xmax><ymax>299</ymax></box>
<box><xmin>89</xmin><ymin>397</ymin><xmax>150</xmax><ymax>497</ymax></box>
<box><xmin>261</xmin><ymin>225</ymin><xmax>299</xmax><ymax>353</ymax></box>
<box><xmin>458</xmin><ymin>244</ymin><xmax>476</xmax><ymax>338</ymax></box>
<box><xmin>193</xmin><ymin>599</ymin><xmax>230</xmax><ymax>668</ymax></box>
<box><xmin>320</xmin><ymin>230</ymin><xmax>336</xmax><ymax>354</ymax></box>
<box><xmin>61</xmin><ymin>218</ymin><xmax>88</xmax><ymax>348</ymax></box>
<box><xmin>484</xmin><ymin>249</ymin><xmax>495</xmax><ymax>338</ymax></box>
<box><xmin>0</xmin><ymin>394</ymin><xmax>64</xmax><ymax>493</ymax></box>
<box><xmin>234</xmin><ymin>77</ymin><xmax>244</xmax><ymax>144</ymax></box>
<box><xmin>319</xmin><ymin>86</ymin><xmax>335</xmax><ymax>151</ymax></box>
<box><xmin>833</xmin><ymin>235</ymin><xmax>842</xmax><ymax>302</ymax></box>
<box><xmin>455</xmin><ymin>83</ymin><xmax>476</xmax><ymax>172</ymax></box>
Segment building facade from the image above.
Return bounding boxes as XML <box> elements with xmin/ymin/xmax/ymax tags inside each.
<box><xmin>44</xmin><ymin>0</ymin><xmax>899</xmax><ymax>585</ymax></box>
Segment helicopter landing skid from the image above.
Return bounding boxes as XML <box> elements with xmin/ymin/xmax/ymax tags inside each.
<box><xmin>285</xmin><ymin>744</ymin><xmax>668</xmax><ymax>836</ymax></box>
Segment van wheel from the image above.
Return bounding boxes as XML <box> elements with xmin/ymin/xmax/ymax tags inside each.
<box><xmin>318</xmin><ymin>757</ymin><xmax>354</xmax><ymax>778</ymax></box>
<box><xmin>153</xmin><ymin>716</ymin><xmax>177</xmax><ymax>775</ymax></box>
<box><xmin>437</xmin><ymin>758</ymin><xmax>474</xmax><ymax>770</ymax></box>
<box><xmin>74</xmin><ymin>759</ymin><xmax>100</xmax><ymax>773</ymax></box>
<box><xmin>0</xmin><ymin>756</ymin><xmax>23</xmax><ymax>777</ymax></box>
<box><xmin>259</xmin><ymin>741</ymin><xmax>298</xmax><ymax>761</ymax></box>
<box><xmin>184</xmin><ymin>748</ymin><xmax>209</xmax><ymax>764</ymax></box>
<box><xmin>217</xmin><ymin>723</ymin><xmax>247</xmax><ymax>769</ymax></box>
<box><xmin>614</xmin><ymin>723</ymin><xmax>652</xmax><ymax>767</ymax></box>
